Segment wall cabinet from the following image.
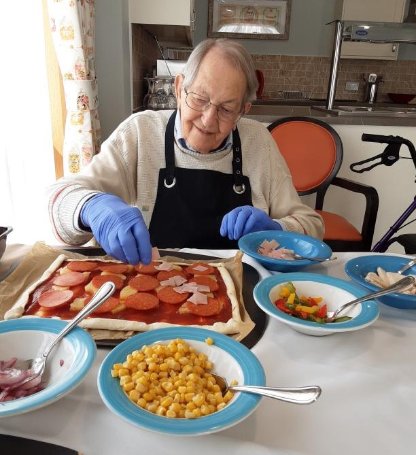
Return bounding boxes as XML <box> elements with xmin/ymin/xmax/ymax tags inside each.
<box><xmin>128</xmin><ymin>0</ymin><xmax>195</xmax><ymax>47</ymax></box>
<box><xmin>338</xmin><ymin>0</ymin><xmax>406</xmax><ymax>60</ymax></box>
<box><xmin>129</xmin><ymin>0</ymin><xmax>193</xmax><ymax>27</ymax></box>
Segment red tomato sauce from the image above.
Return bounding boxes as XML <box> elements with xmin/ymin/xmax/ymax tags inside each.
<box><xmin>24</xmin><ymin>260</ymin><xmax>233</xmax><ymax>326</ymax></box>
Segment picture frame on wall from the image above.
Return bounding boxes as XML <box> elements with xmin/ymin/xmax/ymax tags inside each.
<box><xmin>208</xmin><ymin>0</ymin><xmax>292</xmax><ymax>40</ymax></box>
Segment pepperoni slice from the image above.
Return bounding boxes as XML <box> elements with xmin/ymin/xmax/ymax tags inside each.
<box><xmin>134</xmin><ymin>262</ymin><xmax>160</xmax><ymax>275</ymax></box>
<box><xmin>67</xmin><ymin>261</ymin><xmax>98</xmax><ymax>272</ymax></box>
<box><xmin>92</xmin><ymin>296</ymin><xmax>120</xmax><ymax>314</ymax></box>
<box><xmin>185</xmin><ymin>263</ymin><xmax>215</xmax><ymax>275</ymax></box>
<box><xmin>91</xmin><ymin>274</ymin><xmax>125</xmax><ymax>290</ymax></box>
<box><xmin>179</xmin><ymin>298</ymin><xmax>222</xmax><ymax>316</ymax></box>
<box><xmin>53</xmin><ymin>271</ymin><xmax>88</xmax><ymax>287</ymax></box>
<box><xmin>71</xmin><ymin>285</ymin><xmax>85</xmax><ymax>299</ymax></box>
<box><xmin>189</xmin><ymin>275</ymin><xmax>219</xmax><ymax>292</ymax></box>
<box><xmin>98</xmin><ymin>263</ymin><xmax>130</xmax><ymax>274</ymax></box>
<box><xmin>38</xmin><ymin>289</ymin><xmax>74</xmax><ymax>308</ymax></box>
<box><xmin>125</xmin><ymin>292</ymin><xmax>159</xmax><ymax>310</ymax></box>
<box><xmin>157</xmin><ymin>286</ymin><xmax>190</xmax><ymax>305</ymax></box>
<box><xmin>156</xmin><ymin>270</ymin><xmax>187</xmax><ymax>281</ymax></box>
<box><xmin>129</xmin><ymin>275</ymin><xmax>159</xmax><ymax>292</ymax></box>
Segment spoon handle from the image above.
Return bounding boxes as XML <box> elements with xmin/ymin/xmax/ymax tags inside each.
<box><xmin>398</xmin><ymin>258</ymin><xmax>416</xmax><ymax>274</ymax></box>
<box><xmin>331</xmin><ymin>275</ymin><xmax>415</xmax><ymax>320</ymax></box>
<box><xmin>229</xmin><ymin>385</ymin><xmax>321</xmax><ymax>404</ymax></box>
<box><xmin>42</xmin><ymin>282</ymin><xmax>116</xmax><ymax>359</ymax></box>
<box><xmin>294</xmin><ymin>255</ymin><xmax>337</xmax><ymax>262</ymax></box>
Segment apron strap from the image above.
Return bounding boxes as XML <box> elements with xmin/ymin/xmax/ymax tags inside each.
<box><xmin>164</xmin><ymin>111</ymin><xmax>177</xmax><ymax>187</ymax></box>
<box><xmin>232</xmin><ymin>127</ymin><xmax>246</xmax><ymax>194</ymax></box>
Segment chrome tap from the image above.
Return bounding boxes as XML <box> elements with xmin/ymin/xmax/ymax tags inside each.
<box><xmin>364</xmin><ymin>73</ymin><xmax>383</xmax><ymax>104</ymax></box>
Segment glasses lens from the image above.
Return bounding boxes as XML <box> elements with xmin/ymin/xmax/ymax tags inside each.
<box><xmin>185</xmin><ymin>91</ymin><xmax>241</xmax><ymax>122</ymax></box>
<box><xmin>186</xmin><ymin>92</ymin><xmax>208</xmax><ymax>111</ymax></box>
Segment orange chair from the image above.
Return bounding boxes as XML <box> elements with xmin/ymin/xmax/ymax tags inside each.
<box><xmin>268</xmin><ymin>117</ymin><xmax>379</xmax><ymax>251</ymax></box>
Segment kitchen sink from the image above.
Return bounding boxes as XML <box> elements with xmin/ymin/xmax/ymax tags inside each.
<box><xmin>312</xmin><ymin>105</ymin><xmax>416</xmax><ymax>117</ymax></box>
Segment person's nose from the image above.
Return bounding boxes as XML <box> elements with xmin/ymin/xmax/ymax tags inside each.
<box><xmin>201</xmin><ymin>104</ymin><xmax>219</xmax><ymax>128</ymax></box>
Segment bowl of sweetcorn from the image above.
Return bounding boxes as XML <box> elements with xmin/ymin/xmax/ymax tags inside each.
<box><xmin>97</xmin><ymin>327</ymin><xmax>265</xmax><ymax>435</ymax></box>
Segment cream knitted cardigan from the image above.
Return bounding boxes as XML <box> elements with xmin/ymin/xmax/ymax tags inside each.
<box><xmin>48</xmin><ymin>110</ymin><xmax>323</xmax><ymax>245</ymax></box>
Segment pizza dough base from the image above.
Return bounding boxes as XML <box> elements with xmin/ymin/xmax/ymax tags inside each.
<box><xmin>5</xmin><ymin>255</ymin><xmax>245</xmax><ymax>335</ymax></box>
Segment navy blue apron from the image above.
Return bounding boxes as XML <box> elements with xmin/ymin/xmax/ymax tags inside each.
<box><xmin>149</xmin><ymin>111</ymin><xmax>253</xmax><ymax>249</ymax></box>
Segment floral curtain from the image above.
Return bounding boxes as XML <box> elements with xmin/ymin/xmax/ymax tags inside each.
<box><xmin>47</xmin><ymin>0</ymin><xmax>100</xmax><ymax>175</ymax></box>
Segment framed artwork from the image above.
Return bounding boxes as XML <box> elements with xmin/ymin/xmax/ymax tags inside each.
<box><xmin>208</xmin><ymin>0</ymin><xmax>292</xmax><ymax>40</ymax></box>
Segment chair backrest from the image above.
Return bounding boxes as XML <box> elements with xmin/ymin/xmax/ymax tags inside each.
<box><xmin>267</xmin><ymin>117</ymin><xmax>343</xmax><ymax>196</ymax></box>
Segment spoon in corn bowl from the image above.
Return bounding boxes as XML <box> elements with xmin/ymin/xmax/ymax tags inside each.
<box><xmin>211</xmin><ymin>373</ymin><xmax>321</xmax><ymax>405</ymax></box>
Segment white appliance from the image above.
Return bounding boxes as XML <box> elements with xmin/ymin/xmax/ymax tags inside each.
<box><xmin>156</xmin><ymin>59</ymin><xmax>187</xmax><ymax>76</ymax></box>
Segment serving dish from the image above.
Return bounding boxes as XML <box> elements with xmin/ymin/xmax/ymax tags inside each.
<box><xmin>345</xmin><ymin>255</ymin><xmax>416</xmax><ymax>309</ymax></box>
<box><xmin>253</xmin><ymin>272</ymin><xmax>379</xmax><ymax>336</ymax></box>
<box><xmin>0</xmin><ymin>318</ymin><xmax>96</xmax><ymax>417</ymax></box>
<box><xmin>97</xmin><ymin>327</ymin><xmax>265</xmax><ymax>435</ymax></box>
<box><xmin>238</xmin><ymin>230</ymin><xmax>332</xmax><ymax>272</ymax></box>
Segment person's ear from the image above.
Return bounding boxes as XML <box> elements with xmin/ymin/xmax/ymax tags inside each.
<box><xmin>175</xmin><ymin>74</ymin><xmax>184</xmax><ymax>102</ymax></box>
<box><xmin>243</xmin><ymin>102</ymin><xmax>252</xmax><ymax>114</ymax></box>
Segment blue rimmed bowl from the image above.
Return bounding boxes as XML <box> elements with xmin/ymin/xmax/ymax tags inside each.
<box><xmin>0</xmin><ymin>318</ymin><xmax>96</xmax><ymax>417</ymax></box>
<box><xmin>238</xmin><ymin>230</ymin><xmax>332</xmax><ymax>272</ymax></box>
<box><xmin>97</xmin><ymin>327</ymin><xmax>265</xmax><ymax>436</ymax></box>
<box><xmin>253</xmin><ymin>272</ymin><xmax>379</xmax><ymax>336</ymax></box>
<box><xmin>345</xmin><ymin>255</ymin><xmax>416</xmax><ymax>310</ymax></box>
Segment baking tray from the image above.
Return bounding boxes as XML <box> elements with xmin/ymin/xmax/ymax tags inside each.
<box><xmin>64</xmin><ymin>248</ymin><xmax>267</xmax><ymax>349</ymax></box>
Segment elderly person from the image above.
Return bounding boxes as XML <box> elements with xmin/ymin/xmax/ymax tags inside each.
<box><xmin>48</xmin><ymin>38</ymin><xmax>323</xmax><ymax>264</ymax></box>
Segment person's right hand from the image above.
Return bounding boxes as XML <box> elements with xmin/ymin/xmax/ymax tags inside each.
<box><xmin>80</xmin><ymin>193</ymin><xmax>152</xmax><ymax>265</ymax></box>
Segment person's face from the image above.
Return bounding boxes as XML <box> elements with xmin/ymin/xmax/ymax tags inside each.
<box><xmin>175</xmin><ymin>48</ymin><xmax>251</xmax><ymax>154</ymax></box>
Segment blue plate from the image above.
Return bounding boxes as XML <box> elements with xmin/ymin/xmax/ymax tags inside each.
<box><xmin>345</xmin><ymin>255</ymin><xmax>416</xmax><ymax>309</ymax></box>
<box><xmin>0</xmin><ymin>318</ymin><xmax>96</xmax><ymax>417</ymax></box>
<box><xmin>238</xmin><ymin>230</ymin><xmax>332</xmax><ymax>272</ymax></box>
<box><xmin>253</xmin><ymin>273</ymin><xmax>379</xmax><ymax>336</ymax></box>
<box><xmin>97</xmin><ymin>327</ymin><xmax>265</xmax><ymax>435</ymax></box>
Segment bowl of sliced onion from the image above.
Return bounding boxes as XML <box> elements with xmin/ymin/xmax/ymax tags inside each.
<box><xmin>238</xmin><ymin>230</ymin><xmax>332</xmax><ymax>272</ymax></box>
<box><xmin>0</xmin><ymin>318</ymin><xmax>95</xmax><ymax>417</ymax></box>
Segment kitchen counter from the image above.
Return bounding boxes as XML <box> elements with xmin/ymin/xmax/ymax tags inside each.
<box><xmin>246</xmin><ymin>100</ymin><xmax>416</xmax><ymax>126</ymax></box>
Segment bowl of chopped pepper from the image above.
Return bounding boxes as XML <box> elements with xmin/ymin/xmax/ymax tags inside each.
<box><xmin>253</xmin><ymin>273</ymin><xmax>379</xmax><ymax>336</ymax></box>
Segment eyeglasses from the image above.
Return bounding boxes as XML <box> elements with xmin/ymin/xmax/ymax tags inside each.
<box><xmin>184</xmin><ymin>88</ymin><xmax>242</xmax><ymax>122</ymax></box>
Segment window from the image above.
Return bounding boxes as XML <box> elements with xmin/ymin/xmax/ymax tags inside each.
<box><xmin>0</xmin><ymin>2</ymin><xmax>57</xmax><ymax>244</ymax></box>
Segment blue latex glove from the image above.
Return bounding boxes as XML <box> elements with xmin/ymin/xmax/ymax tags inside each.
<box><xmin>220</xmin><ymin>205</ymin><xmax>282</xmax><ymax>241</ymax></box>
<box><xmin>80</xmin><ymin>194</ymin><xmax>152</xmax><ymax>265</ymax></box>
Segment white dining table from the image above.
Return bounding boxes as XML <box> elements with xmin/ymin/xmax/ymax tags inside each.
<box><xmin>1</xmin><ymin>246</ymin><xmax>415</xmax><ymax>455</ymax></box>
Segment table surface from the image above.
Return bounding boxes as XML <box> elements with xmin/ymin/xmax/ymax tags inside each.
<box><xmin>1</xmin><ymin>246</ymin><xmax>415</xmax><ymax>455</ymax></box>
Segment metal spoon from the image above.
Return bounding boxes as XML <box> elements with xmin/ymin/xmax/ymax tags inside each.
<box><xmin>398</xmin><ymin>258</ymin><xmax>416</xmax><ymax>274</ymax></box>
<box><xmin>211</xmin><ymin>373</ymin><xmax>321</xmax><ymax>405</ymax></box>
<box><xmin>293</xmin><ymin>253</ymin><xmax>337</xmax><ymax>263</ymax></box>
<box><xmin>10</xmin><ymin>282</ymin><xmax>116</xmax><ymax>389</ymax></box>
<box><xmin>326</xmin><ymin>275</ymin><xmax>415</xmax><ymax>323</ymax></box>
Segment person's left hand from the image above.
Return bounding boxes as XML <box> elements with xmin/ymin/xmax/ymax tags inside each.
<box><xmin>220</xmin><ymin>205</ymin><xmax>282</xmax><ymax>240</ymax></box>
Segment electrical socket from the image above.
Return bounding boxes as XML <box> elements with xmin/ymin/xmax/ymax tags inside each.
<box><xmin>346</xmin><ymin>82</ymin><xmax>359</xmax><ymax>91</ymax></box>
